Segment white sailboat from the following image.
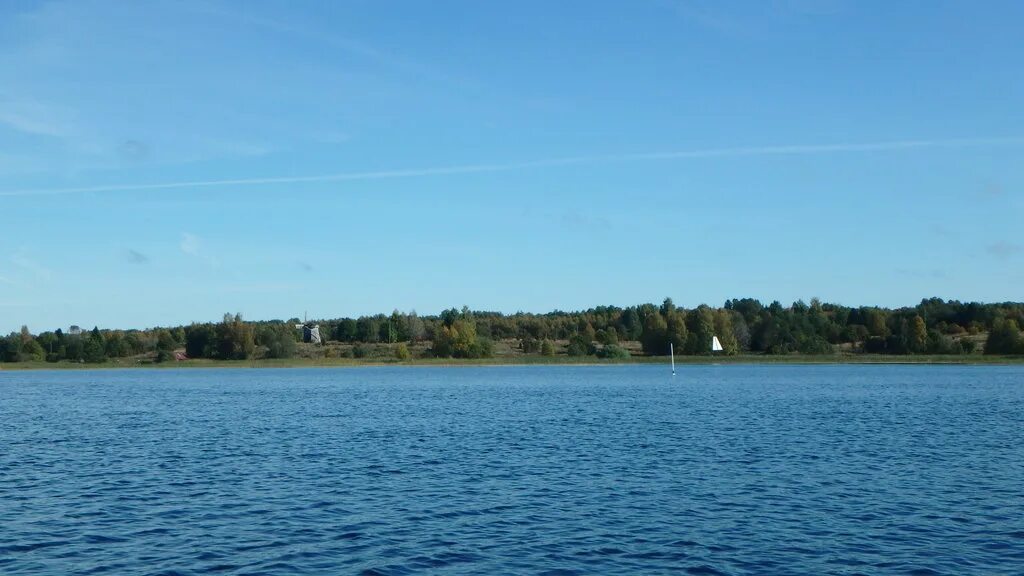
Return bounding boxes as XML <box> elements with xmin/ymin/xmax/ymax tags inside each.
<box><xmin>712</xmin><ymin>335</ymin><xmax>724</xmax><ymax>352</ymax></box>
<box><xmin>670</xmin><ymin>342</ymin><xmax>676</xmax><ymax>376</ymax></box>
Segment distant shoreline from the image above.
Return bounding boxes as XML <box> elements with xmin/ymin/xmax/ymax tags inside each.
<box><xmin>2</xmin><ymin>354</ymin><xmax>1022</xmax><ymax>371</ymax></box>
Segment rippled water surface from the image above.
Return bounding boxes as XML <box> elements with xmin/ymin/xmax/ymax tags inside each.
<box><xmin>1</xmin><ymin>365</ymin><xmax>1022</xmax><ymax>575</ymax></box>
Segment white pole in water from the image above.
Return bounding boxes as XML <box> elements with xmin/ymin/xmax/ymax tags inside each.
<box><xmin>670</xmin><ymin>342</ymin><xmax>676</xmax><ymax>376</ymax></box>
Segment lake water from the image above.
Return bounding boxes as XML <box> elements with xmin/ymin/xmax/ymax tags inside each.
<box><xmin>1</xmin><ymin>365</ymin><xmax>1022</xmax><ymax>575</ymax></box>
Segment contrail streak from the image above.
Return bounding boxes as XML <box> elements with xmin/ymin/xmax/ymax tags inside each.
<box><xmin>2</xmin><ymin>136</ymin><xmax>1022</xmax><ymax>197</ymax></box>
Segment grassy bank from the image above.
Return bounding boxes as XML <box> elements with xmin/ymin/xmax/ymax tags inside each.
<box><xmin>2</xmin><ymin>353</ymin><xmax>1023</xmax><ymax>371</ymax></box>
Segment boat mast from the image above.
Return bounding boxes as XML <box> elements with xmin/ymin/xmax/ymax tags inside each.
<box><xmin>670</xmin><ymin>342</ymin><xmax>675</xmax><ymax>376</ymax></box>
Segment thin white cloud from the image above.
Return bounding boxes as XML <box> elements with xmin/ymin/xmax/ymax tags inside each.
<box><xmin>895</xmin><ymin>268</ymin><xmax>947</xmax><ymax>279</ymax></box>
<box><xmin>180</xmin><ymin>232</ymin><xmax>201</xmax><ymax>255</ymax></box>
<box><xmin>781</xmin><ymin>0</ymin><xmax>848</xmax><ymax>16</ymax></box>
<box><xmin>10</xmin><ymin>250</ymin><xmax>52</xmax><ymax>280</ymax></box>
<box><xmin>201</xmin><ymin>138</ymin><xmax>274</xmax><ymax>158</ymax></box>
<box><xmin>0</xmin><ymin>152</ymin><xmax>46</xmax><ymax>174</ymax></box>
<box><xmin>666</xmin><ymin>0</ymin><xmax>745</xmax><ymax>34</ymax></box>
<box><xmin>1</xmin><ymin>136</ymin><xmax>1023</xmax><ymax>198</ymax></box>
<box><xmin>179</xmin><ymin>232</ymin><xmax>220</xmax><ymax>269</ymax></box>
<box><xmin>0</xmin><ymin>4</ymin><xmax>324</xmax><ymax>174</ymax></box>
<box><xmin>0</xmin><ymin>98</ymin><xmax>75</xmax><ymax>138</ymax></box>
<box><xmin>188</xmin><ymin>3</ymin><xmax>461</xmax><ymax>86</ymax></box>
<box><xmin>314</xmin><ymin>132</ymin><xmax>351</xmax><ymax>145</ymax></box>
<box><xmin>215</xmin><ymin>283</ymin><xmax>301</xmax><ymax>294</ymax></box>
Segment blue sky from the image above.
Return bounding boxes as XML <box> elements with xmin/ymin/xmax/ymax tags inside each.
<box><xmin>1</xmin><ymin>0</ymin><xmax>1022</xmax><ymax>332</ymax></box>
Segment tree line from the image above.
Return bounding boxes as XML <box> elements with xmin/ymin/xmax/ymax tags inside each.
<box><xmin>3</xmin><ymin>297</ymin><xmax>1023</xmax><ymax>363</ymax></box>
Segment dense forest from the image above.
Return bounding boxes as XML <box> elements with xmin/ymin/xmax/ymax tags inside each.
<box><xmin>2</xmin><ymin>297</ymin><xmax>1024</xmax><ymax>364</ymax></box>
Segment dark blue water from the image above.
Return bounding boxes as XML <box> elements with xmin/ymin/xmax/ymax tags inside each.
<box><xmin>1</xmin><ymin>365</ymin><xmax>1022</xmax><ymax>575</ymax></box>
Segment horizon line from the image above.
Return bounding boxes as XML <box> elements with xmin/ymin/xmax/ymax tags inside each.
<box><xmin>2</xmin><ymin>136</ymin><xmax>1023</xmax><ymax>197</ymax></box>
<box><xmin>8</xmin><ymin>294</ymin><xmax>1021</xmax><ymax>334</ymax></box>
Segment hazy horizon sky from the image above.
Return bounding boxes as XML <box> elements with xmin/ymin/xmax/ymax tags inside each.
<box><xmin>2</xmin><ymin>0</ymin><xmax>1022</xmax><ymax>332</ymax></box>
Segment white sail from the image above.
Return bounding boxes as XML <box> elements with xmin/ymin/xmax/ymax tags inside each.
<box><xmin>712</xmin><ymin>335</ymin><xmax>723</xmax><ymax>352</ymax></box>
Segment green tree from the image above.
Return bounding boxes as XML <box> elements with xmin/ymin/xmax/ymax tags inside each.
<box><xmin>666</xmin><ymin>310</ymin><xmax>689</xmax><ymax>351</ymax></box>
<box><xmin>356</xmin><ymin>316</ymin><xmax>382</xmax><ymax>343</ymax></box>
<box><xmin>335</xmin><ymin>319</ymin><xmax>358</xmax><ymax>342</ymax></box>
<box><xmin>984</xmin><ymin>319</ymin><xmax>1022</xmax><ymax>355</ymax></box>
<box><xmin>35</xmin><ymin>332</ymin><xmax>58</xmax><ymax>360</ymax></box>
<box><xmin>925</xmin><ymin>329</ymin><xmax>954</xmax><ymax>354</ymax></box>
<box><xmin>472</xmin><ymin>338</ymin><xmax>495</xmax><ymax>358</ymax></box>
<box><xmin>798</xmin><ymin>335</ymin><xmax>833</xmax><ymax>354</ymax></box>
<box><xmin>394</xmin><ymin>342</ymin><xmax>411</xmax><ymax>360</ymax></box>
<box><xmin>13</xmin><ymin>326</ymin><xmax>45</xmax><ymax>362</ymax></box>
<box><xmin>540</xmin><ymin>339</ymin><xmax>556</xmax><ymax>356</ymax></box>
<box><xmin>712</xmin><ymin>310</ymin><xmax>739</xmax><ymax>355</ymax></box>
<box><xmin>389</xmin><ymin>310</ymin><xmax>406</xmax><ymax>342</ymax></box>
<box><xmin>36</xmin><ymin>332</ymin><xmax>57</xmax><ymax>356</ymax></box>
<box><xmin>151</xmin><ymin>329</ymin><xmax>176</xmax><ymax>363</ymax></box>
<box><xmin>216</xmin><ymin>313</ymin><xmax>255</xmax><ymax>360</ymax></box>
<box><xmin>83</xmin><ymin>338</ymin><xmax>107</xmax><ymax>363</ymax></box>
<box><xmin>432</xmin><ymin>318</ymin><xmax>491</xmax><ymax>358</ymax></box>
<box><xmin>258</xmin><ymin>324</ymin><xmax>297</xmax><ymax>359</ymax></box>
<box><xmin>156</xmin><ymin>329</ymin><xmax>176</xmax><ymax>353</ymax></box>
<box><xmin>596</xmin><ymin>344</ymin><xmax>630</xmax><ymax>359</ymax></box>
<box><xmin>21</xmin><ymin>339</ymin><xmax>45</xmax><ymax>362</ymax></box>
<box><xmin>0</xmin><ymin>333</ymin><xmax>18</xmax><ymax>362</ymax></box>
<box><xmin>104</xmin><ymin>331</ymin><xmax>130</xmax><ymax>358</ymax></box>
<box><xmin>185</xmin><ymin>323</ymin><xmax>217</xmax><ymax>358</ymax></box>
<box><xmin>621</xmin><ymin>308</ymin><xmax>643</xmax><ymax>341</ymax></box>
<box><xmin>730</xmin><ymin>312</ymin><xmax>751</xmax><ymax>352</ymax></box>
<box><xmin>885</xmin><ymin>324</ymin><xmax>910</xmax><ymax>355</ymax></box>
<box><xmin>843</xmin><ymin>324</ymin><xmax>869</xmax><ymax>344</ymax></box>
<box><xmin>78</xmin><ymin>327</ymin><xmax>107</xmax><ymax>363</ymax></box>
<box><xmin>908</xmin><ymin>315</ymin><xmax>928</xmax><ymax>354</ymax></box>
<box><xmin>684</xmin><ymin>306</ymin><xmax>716</xmax><ymax>355</ymax></box>
<box><xmin>406</xmin><ymin>311</ymin><xmax>426</xmax><ymax>341</ymax></box>
<box><xmin>864</xmin><ymin>308</ymin><xmax>889</xmax><ymax>337</ymax></box>
<box><xmin>64</xmin><ymin>334</ymin><xmax>84</xmax><ymax>362</ymax></box>
<box><xmin>566</xmin><ymin>334</ymin><xmax>594</xmax><ymax>356</ymax></box>
<box><xmin>660</xmin><ymin>297</ymin><xmax>676</xmax><ymax>317</ymax></box>
<box><xmin>578</xmin><ymin>320</ymin><xmax>596</xmax><ymax>343</ymax></box>
<box><xmin>123</xmin><ymin>332</ymin><xmax>145</xmax><ymax>355</ymax></box>
<box><xmin>640</xmin><ymin>311</ymin><xmax>668</xmax><ymax>355</ymax></box>
<box><xmin>957</xmin><ymin>338</ymin><xmax>977</xmax><ymax>354</ymax></box>
<box><xmin>521</xmin><ymin>337</ymin><xmax>541</xmax><ymax>353</ymax></box>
